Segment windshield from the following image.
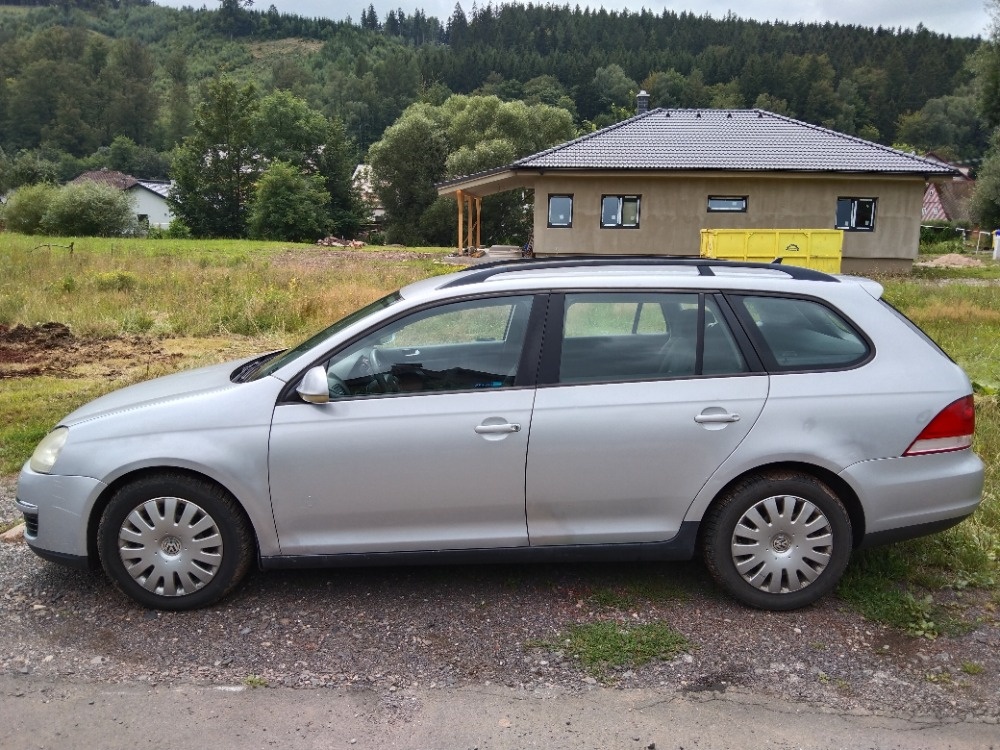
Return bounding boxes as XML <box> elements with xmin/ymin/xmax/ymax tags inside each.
<box><xmin>246</xmin><ymin>291</ymin><xmax>403</xmax><ymax>381</ymax></box>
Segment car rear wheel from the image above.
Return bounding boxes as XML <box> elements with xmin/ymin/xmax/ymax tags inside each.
<box><xmin>703</xmin><ymin>470</ymin><xmax>852</xmax><ymax>610</ymax></box>
<box><xmin>97</xmin><ymin>473</ymin><xmax>254</xmax><ymax>610</ymax></box>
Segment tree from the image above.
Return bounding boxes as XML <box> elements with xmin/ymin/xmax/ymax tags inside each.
<box><xmin>161</xmin><ymin>50</ymin><xmax>193</xmax><ymax>148</ymax></box>
<box><xmin>368</xmin><ymin>111</ymin><xmax>448</xmax><ymax>244</ymax></box>
<box><xmin>99</xmin><ymin>136</ymin><xmax>171</xmax><ymax>179</ymax></box>
<box><xmin>216</xmin><ymin>0</ymin><xmax>255</xmax><ymax>37</ymax></box>
<box><xmin>98</xmin><ymin>38</ymin><xmax>158</xmax><ymax>146</ymax></box>
<box><xmin>0</xmin><ymin>147</ymin><xmax>11</xmax><ymax>197</ymax></box>
<box><xmin>170</xmin><ymin>77</ymin><xmax>261</xmax><ymax>238</ymax></box>
<box><xmin>642</xmin><ymin>70</ymin><xmax>688</xmax><ymax>109</ymax></box>
<box><xmin>368</xmin><ymin>94</ymin><xmax>575</xmax><ymax>245</ymax></box>
<box><xmin>170</xmin><ymin>80</ymin><xmax>362</xmax><ymax>239</ymax></box>
<box><xmin>591</xmin><ymin>64</ymin><xmax>637</xmax><ymax>114</ymax></box>
<box><xmin>253</xmin><ymin>90</ymin><xmax>362</xmax><ymax>236</ymax></box>
<box><xmin>248</xmin><ymin>161</ymin><xmax>330</xmax><ymax>241</ymax></box>
<box><xmin>897</xmin><ymin>91</ymin><xmax>988</xmax><ymax>162</ymax></box>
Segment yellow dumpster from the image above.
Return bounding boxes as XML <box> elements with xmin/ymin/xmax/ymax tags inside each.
<box><xmin>699</xmin><ymin>229</ymin><xmax>843</xmax><ymax>273</ymax></box>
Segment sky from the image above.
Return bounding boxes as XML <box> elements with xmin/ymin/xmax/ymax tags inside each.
<box><xmin>158</xmin><ymin>1</ymin><xmax>992</xmax><ymax>39</ymax></box>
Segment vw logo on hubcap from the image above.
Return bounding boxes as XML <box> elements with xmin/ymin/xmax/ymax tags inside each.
<box><xmin>160</xmin><ymin>535</ymin><xmax>183</xmax><ymax>557</ymax></box>
<box><xmin>771</xmin><ymin>533</ymin><xmax>792</xmax><ymax>553</ymax></box>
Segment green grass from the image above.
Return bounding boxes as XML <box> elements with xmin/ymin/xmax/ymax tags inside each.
<box><xmin>558</xmin><ymin>621</ymin><xmax>691</xmax><ymax>675</ymax></box>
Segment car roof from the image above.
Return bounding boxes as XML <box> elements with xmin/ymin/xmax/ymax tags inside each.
<box><xmin>400</xmin><ymin>257</ymin><xmax>883</xmax><ymax>302</ymax></box>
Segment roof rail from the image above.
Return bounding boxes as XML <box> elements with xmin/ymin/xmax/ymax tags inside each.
<box><xmin>439</xmin><ymin>255</ymin><xmax>838</xmax><ymax>288</ymax></box>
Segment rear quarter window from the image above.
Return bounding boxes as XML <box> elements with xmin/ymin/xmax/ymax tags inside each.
<box><xmin>734</xmin><ymin>295</ymin><xmax>870</xmax><ymax>371</ymax></box>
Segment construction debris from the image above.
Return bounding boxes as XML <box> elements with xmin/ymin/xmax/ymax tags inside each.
<box><xmin>316</xmin><ymin>236</ymin><xmax>366</xmax><ymax>248</ymax></box>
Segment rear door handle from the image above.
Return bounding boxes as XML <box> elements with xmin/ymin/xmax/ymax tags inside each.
<box><xmin>694</xmin><ymin>413</ymin><xmax>740</xmax><ymax>424</ymax></box>
<box><xmin>475</xmin><ymin>423</ymin><xmax>521</xmax><ymax>434</ymax></box>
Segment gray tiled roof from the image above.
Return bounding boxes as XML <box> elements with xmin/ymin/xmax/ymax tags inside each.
<box><xmin>511</xmin><ymin>109</ymin><xmax>956</xmax><ymax>175</ymax></box>
<box><xmin>135</xmin><ymin>180</ymin><xmax>172</xmax><ymax>199</ymax></box>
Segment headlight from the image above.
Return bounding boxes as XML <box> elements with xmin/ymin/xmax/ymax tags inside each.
<box><xmin>29</xmin><ymin>427</ymin><xmax>69</xmax><ymax>474</ymax></box>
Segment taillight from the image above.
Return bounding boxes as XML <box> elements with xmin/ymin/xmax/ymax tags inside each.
<box><xmin>904</xmin><ymin>395</ymin><xmax>975</xmax><ymax>456</ymax></box>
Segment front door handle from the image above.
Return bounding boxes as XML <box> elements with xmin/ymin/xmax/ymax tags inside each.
<box><xmin>694</xmin><ymin>412</ymin><xmax>741</xmax><ymax>424</ymax></box>
<box><xmin>475</xmin><ymin>423</ymin><xmax>521</xmax><ymax>434</ymax></box>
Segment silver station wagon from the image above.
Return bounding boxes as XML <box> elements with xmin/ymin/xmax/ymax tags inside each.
<box><xmin>16</xmin><ymin>257</ymin><xmax>983</xmax><ymax>610</ymax></box>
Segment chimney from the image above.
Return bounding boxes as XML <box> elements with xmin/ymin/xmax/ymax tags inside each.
<box><xmin>636</xmin><ymin>90</ymin><xmax>650</xmax><ymax>115</ymax></box>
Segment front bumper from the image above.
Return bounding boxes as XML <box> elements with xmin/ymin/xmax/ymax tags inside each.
<box><xmin>15</xmin><ymin>467</ymin><xmax>107</xmax><ymax>566</ymax></box>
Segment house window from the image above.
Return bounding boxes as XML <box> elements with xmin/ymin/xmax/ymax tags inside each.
<box><xmin>835</xmin><ymin>198</ymin><xmax>877</xmax><ymax>231</ymax></box>
<box><xmin>601</xmin><ymin>195</ymin><xmax>640</xmax><ymax>228</ymax></box>
<box><xmin>707</xmin><ymin>196</ymin><xmax>748</xmax><ymax>213</ymax></box>
<box><xmin>548</xmin><ymin>195</ymin><xmax>573</xmax><ymax>227</ymax></box>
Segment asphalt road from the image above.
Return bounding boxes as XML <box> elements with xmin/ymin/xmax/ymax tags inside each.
<box><xmin>2</xmin><ymin>673</ymin><xmax>997</xmax><ymax>750</ymax></box>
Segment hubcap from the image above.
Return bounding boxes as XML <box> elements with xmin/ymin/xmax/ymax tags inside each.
<box><xmin>730</xmin><ymin>494</ymin><xmax>833</xmax><ymax>594</ymax></box>
<box><xmin>117</xmin><ymin>496</ymin><xmax>223</xmax><ymax>597</ymax></box>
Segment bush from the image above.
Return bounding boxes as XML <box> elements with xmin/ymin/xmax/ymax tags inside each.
<box><xmin>2</xmin><ymin>183</ymin><xmax>58</xmax><ymax>234</ymax></box>
<box><xmin>41</xmin><ymin>182</ymin><xmax>137</xmax><ymax>237</ymax></box>
<box><xmin>248</xmin><ymin>161</ymin><xmax>329</xmax><ymax>242</ymax></box>
<box><xmin>920</xmin><ymin>220</ymin><xmax>968</xmax><ymax>246</ymax></box>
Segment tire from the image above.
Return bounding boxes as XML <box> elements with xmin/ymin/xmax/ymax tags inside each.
<box><xmin>97</xmin><ymin>473</ymin><xmax>254</xmax><ymax>611</ymax></box>
<box><xmin>702</xmin><ymin>470</ymin><xmax>852</xmax><ymax>611</ymax></box>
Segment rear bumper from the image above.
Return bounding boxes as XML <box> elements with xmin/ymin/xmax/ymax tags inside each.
<box><xmin>858</xmin><ymin>513</ymin><xmax>975</xmax><ymax>549</ymax></box>
<box><xmin>840</xmin><ymin>450</ymin><xmax>983</xmax><ymax>545</ymax></box>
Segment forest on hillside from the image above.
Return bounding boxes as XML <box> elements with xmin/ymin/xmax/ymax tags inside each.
<box><xmin>0</xmin><ymin>0</ymin><xmax>996</xmax><ymax>241</ymax></box>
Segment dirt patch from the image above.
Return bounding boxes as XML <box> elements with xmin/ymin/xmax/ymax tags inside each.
<box><xmin>916</xmin><ymin>253</ymin><xmax>986</xmax><ymax>268</ymax></box>
<box><xmin>0</xmin><ymin>323</ymin><xmax>183</xmax><ymax>380</ymax></box>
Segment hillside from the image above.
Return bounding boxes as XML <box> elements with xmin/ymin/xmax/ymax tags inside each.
<box><xmin>0</xmin><ymin>1</ymin><xmax>988</xmax><ymax>184</ymax></box>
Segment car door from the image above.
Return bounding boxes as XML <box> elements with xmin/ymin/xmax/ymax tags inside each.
<box><xmin>268</xmin><ymin>295</ymin><xmax>538</xmax><ymax>555</ymax></box>
<box><xmin>525</xmin><ymin>291</ymin><xmax>768</xmax><ymax>546</ymax></box>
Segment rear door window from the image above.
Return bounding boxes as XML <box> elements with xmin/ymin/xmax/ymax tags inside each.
<box><xmin>558</xmin><ymin>292</ymin><xmax>748</xmax><ymax>383</ymax></box>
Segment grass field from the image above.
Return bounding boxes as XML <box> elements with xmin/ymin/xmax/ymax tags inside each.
<box><xmin>1</xmin><ymin>234</ymin><xmax>997</xmax><ymax>630</ymax></box>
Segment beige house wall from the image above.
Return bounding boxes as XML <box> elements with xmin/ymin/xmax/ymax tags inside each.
<box><xmin>530</xmin><ymin>172</ymin><xmax>926</xmax><ymax>270</ymax></box>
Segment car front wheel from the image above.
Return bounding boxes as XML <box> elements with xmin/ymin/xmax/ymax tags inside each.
<box><xmin>703</xmin><ymin>470</ymin><xmax>852</xmax><ymax>610</ymax></box>
<box><xmin>97</xmin><ymin>473</ymin><xmax>254</xmax><ymax>610</ymax></box>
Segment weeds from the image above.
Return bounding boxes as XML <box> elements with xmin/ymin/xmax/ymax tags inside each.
<box><xmin>557</xmin><ymin>621</ymin><xmax>690</xmax><ymax>675</ymax></box>
<box><xmin>961</xmin><ymin>661</ymin><xmax>985</xmax><ymax>676</ymax></box>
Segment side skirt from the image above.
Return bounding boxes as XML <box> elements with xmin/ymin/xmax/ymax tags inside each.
<box><xmin>261</xmin><ymin>521</ymin><xmax>700</xmax><ymax>571</ymax></box>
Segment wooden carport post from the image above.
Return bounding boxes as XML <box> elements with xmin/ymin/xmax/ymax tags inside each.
<box><xmin>455</xmin><ymin>190</ymin><xmax>482</xmax><ymax>253</ymax></box>
<box><xmin>470</xmin><ymin>195</ymin><xmax>482</xmax><ymax>251</ymax></box>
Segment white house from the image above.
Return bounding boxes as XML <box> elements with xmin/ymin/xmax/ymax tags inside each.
<box><xmin>71</xmin><ymin>169</ymin><xmax>174</xmax><ymax>230</ymax></box>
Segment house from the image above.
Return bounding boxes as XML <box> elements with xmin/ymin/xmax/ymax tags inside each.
<box><xmin>71</xmin><ymin>169</ymin><xmax>174</xmax><ymax>230</ymax></box>
<box><xmin>352</xmin><ymin>164</ymin><xmax>384</xmax><ymax>224</ymax></box>
<box><xmin>437</xmin><ymin>107</ymin><xmax>959</xmax><ymax>273</ymax></box>
<box><xmin>921</xmin><ymin>152</ymin><xmax>974</xmax><ymax>225</ymax></box>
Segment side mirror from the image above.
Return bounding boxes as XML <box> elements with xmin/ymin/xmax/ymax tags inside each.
<box><xmin>296</xmin><ymin>366</ymin><xmax>330</xmax><ymax>404</ymax></box>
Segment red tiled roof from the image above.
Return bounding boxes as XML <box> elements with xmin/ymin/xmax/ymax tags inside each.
<box><xmin>71</xmin><ymin>169</ymin><xmax>139</xmax><ymax>190</ymax></box>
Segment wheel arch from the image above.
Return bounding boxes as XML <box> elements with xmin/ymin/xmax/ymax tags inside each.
<box><xmin>86</xmin><ymin>467</ymin><xmax>260</xmax><ymax>566</ymax></box>
<box><xmin>697</xmin><ymin>461</ymin><xmax>866</xmax><ymax>549</ymax></box>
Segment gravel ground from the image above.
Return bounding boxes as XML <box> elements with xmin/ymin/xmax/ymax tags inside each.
<box><xmin>2</xmin><ymin>475</ymin><xmax>998</xmax><ymax>723</ymax></box>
